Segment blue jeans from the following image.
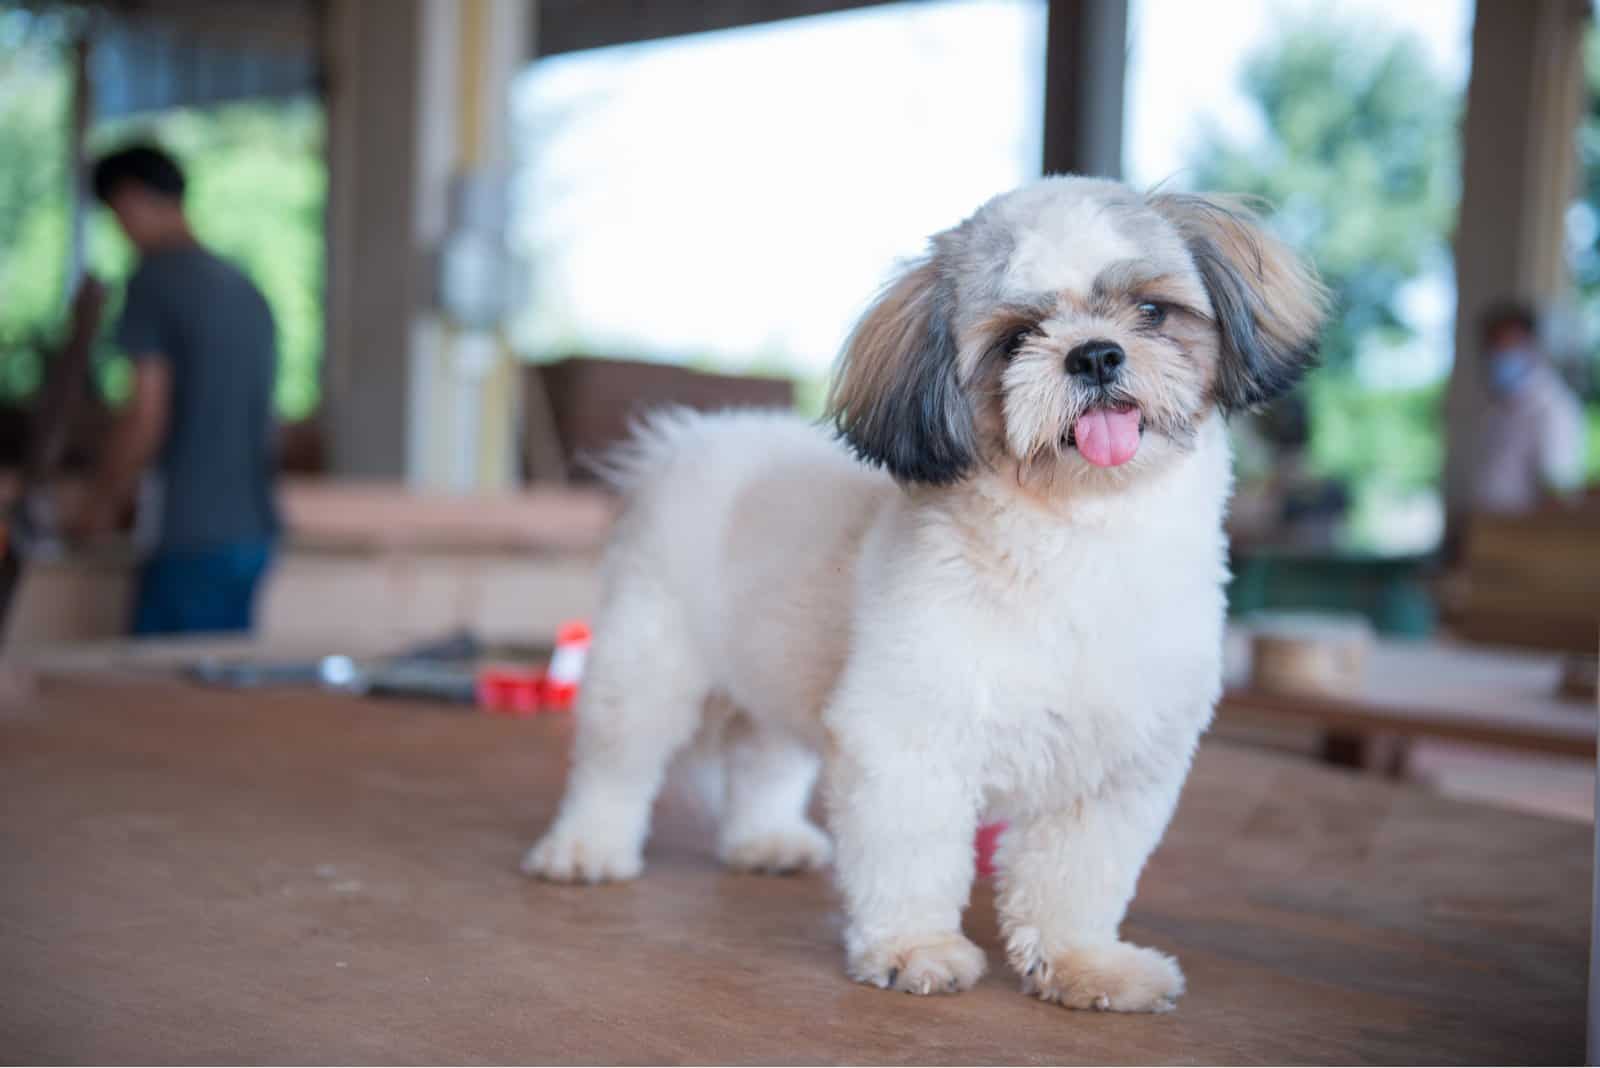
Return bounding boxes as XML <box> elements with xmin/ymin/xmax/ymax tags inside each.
<box><xmin>132</xmin><ymin>541</ymin><xmax>274</xmax><ymax>637</ymax></box>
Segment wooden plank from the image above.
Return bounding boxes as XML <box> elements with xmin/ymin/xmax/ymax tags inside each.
<box><xmin>280</xmin><ymin>479</ymin><xmax>618</xmax><ymax>555</ymax></box>
<box><xmin>1456</xmin><ymin>509</ymin><xmax>1600</xmax><ymax>654</ymax></box>
<box><xmin>1222</xmin><ymin>632</ymin><xmax>1595</xmax><ymax>758</ymax></box>
<box><xmin>1220</xmin><ymin>688</ymin><xmax>1592</xmax><ymax>758</ymax></box>
<box><xmin>1042</xmin><ymin>0</ymin><xmax>1127</xmax><ymax>177</ymax></box>
<box><xmin>1453</xmin><ymin>610</ymin><xmax>1598</xmax><ymax>655</ymax></box>
<box><xmin>0</xmin><ymin>674</ymin><xmax>1588</xmax><ymax>1063</ymax></box>
<box><xmin>536</xmin><ymin>0</ymin><xmax>896</xmax><ymax>56</ymax></box>
<box><xmin>527</xmin><ymin>359</ymin><xmax>795</xmax><ymax>484</ymax></box>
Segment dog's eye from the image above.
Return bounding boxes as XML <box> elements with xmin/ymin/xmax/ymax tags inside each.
<box><xmin>1003</xmin><ymin>329</ymin><xmax>1034</xmax><ymax>359</ymax></box>
<box><xmin>1136</xmin><ymin>302</ymin><xmax>1166</xmax><ymax>327</ymax></box>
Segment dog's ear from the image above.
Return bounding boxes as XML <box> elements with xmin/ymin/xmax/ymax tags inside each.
<box><xmin>828</xmin><ymin>256</ymin><xmax>976</xmax><ymax>485</ymax></box>
<box><xmin>1152</xmin><ymin>193</ymin><xmax>1329</xmax><ymax>413</ymax></box>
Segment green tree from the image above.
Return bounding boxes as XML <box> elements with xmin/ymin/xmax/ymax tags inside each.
<box><xmin>0</xmin><ymin>10</ymin><xmax>326</xmax><ymax>420</ymax></box>
<box><xmin>1189</xmin><ymin>18</ymin><xmax>1459</xmax><ymax>373</ymax></box>
<box><xmin>1570</xmin><ymin>28</ymin><xmax>1600</xmax><ymax>345</ymax></box>
<box><xmin>1567</xmin><ymin>25</ymin><xmax>1600</xmax><ymax>479</ymax></box>
<box><xmin>0</xmin><ymin>8</ymin><xmax>72</xmax><ymax>400</ymax></box>
<box><xmin>1186</xmin><ymin>17</ymin><xmax>1462</xmax><ymax>544</ymax></box>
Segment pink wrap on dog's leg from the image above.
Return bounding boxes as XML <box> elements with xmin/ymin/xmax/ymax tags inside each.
<box><xmin>976</xmin><ymin>821</ymin><xmax>1007</xmax><ymax>877</ymax></box>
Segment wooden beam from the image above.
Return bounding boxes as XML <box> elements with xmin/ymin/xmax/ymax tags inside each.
<box><xmin>534</xmin><ymin>0</ymin><xmax>897</xmax><ymax>57</ymax></box>
<box><xmin>1042</xmin><ymin>0</ymin><xmax>1127</xmax><ymax>177</ymax></box>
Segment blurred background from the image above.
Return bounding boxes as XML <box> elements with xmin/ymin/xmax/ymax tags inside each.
<box><xmin>1</xmin><ymin>0</ymin><xmax>1595</xmax><ymax>817</ymax></box>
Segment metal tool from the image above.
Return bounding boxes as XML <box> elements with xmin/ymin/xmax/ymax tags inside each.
<box><xmin>184</xmin><ymin>629</ymin><xmax>552</xmax><ymax>712</ymax></box>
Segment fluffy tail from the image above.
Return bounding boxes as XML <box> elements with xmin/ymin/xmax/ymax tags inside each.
<box><xmin>576</xmin><ymin>405</ymin><xmax>705</xmax><ymax>497</ymax></box>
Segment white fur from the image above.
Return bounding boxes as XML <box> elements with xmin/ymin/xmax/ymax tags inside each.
<box><xmin>1000</xmin><ymin>182</ymin><xmax>1142</xmax><ymax>296</ymax></box>
<box><xmin>525</xmin><ymin>406</ymin><xmax>1231</xmax><ymax>1012</ymax></box>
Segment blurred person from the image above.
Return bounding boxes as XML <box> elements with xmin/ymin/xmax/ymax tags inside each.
<box><xmin>1255</xmin><ymin>394</ymin><xmax>1349</xmax><ymax>547</ymax></box>
<box><xmin>1468</xmin><ymin>301</ymin><xmax>1585</xmax><ymax>515</ymax></box>
<box><xmin>68</xmin><ymin>143</ymin><xmax>280</xmax><ymax>635</ymax></box>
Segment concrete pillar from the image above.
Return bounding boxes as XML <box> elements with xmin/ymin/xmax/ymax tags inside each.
<box><xmin>321</xmin><ymin>0</ymin><xmax>424</xmax><ymax>479</ymax></box>
<box><xmin>1444</xmin><ymin>0</ymin><xmax>1588</xmax><ymax>525</ymax></box>
<box><xmin>321</xmin><ymin>0</ymin><xmax>533</xmax><ymax>486</ymax></box>
<box><xmin>1042</xmin><ymin>0</ymin><xmax>1127</xmax><ymax>178</ymax></box>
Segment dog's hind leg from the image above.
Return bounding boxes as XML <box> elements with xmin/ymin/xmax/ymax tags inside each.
<box><xmin>522</xmin><ymin>582</ymin><xmax>707</xmax><ymax>883</ymax></box>
<box><xmin>716</xmin><ymin>713</ymin><xmax>830</xmax><ymax>875</ymax></box>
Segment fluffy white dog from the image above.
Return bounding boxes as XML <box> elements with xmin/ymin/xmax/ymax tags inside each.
<box><xmin>524</xmin><ymin>175</ymin><xmax>1327</xmax><ymax>1013</ymax></box>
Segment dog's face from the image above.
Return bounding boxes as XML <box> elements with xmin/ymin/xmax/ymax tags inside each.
<box><xmin>828</xmin><ymin>176</ymin><xmax>1329</xmax><ymax>489</ymax></box>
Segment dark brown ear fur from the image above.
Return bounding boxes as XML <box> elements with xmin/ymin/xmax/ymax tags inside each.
<box><xmin>827</xmin><ymin>257</ymin><xmax>976</xmax><ymax>484</ymax></box>
<box><xmin>1151</xmin><ymin>194</ymin><xmax>1329</xmax><ymax>412</ymax></box>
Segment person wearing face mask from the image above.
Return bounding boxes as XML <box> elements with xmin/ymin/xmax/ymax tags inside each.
<box><xmin>1467</xmin><ymin>301</ymin><xmax>1585</xmax><ymax>516</ymax></box>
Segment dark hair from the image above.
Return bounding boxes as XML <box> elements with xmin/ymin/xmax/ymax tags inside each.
<box><xmin>92</xmin><ymin>144</ymin><xmax>186</xmax><ymax>204</ymax></box>
<box><xmin>1480</xmin><ymin>299</ymin><xmax>1537</xmax><ymax>341</ymax></box>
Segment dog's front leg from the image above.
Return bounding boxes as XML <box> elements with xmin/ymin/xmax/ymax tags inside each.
<box><xmin>994</xmin><ymin>772</ymin><xmax>1187</xmax><ymax>1013</ymax></box>
<box><xmin>825</xmin><ymin>741</ymin><xmax>987</xmax><ymax>996</ymax></box>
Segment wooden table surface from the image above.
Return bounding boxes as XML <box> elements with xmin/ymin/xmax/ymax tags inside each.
<box><xmin>1</xmin><ymin>674</ymin><xmax>1590</xmax><ymax>1064</ymax></box>
<box><xmin>1222</xmin><ymin>632</ymin><xmax>1596</xmax><ymax>757</ymax></box>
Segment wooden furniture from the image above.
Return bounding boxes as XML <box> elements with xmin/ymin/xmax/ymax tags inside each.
<box><xmin>1247</xmin><ymin>613</ymin><xmax>1372</xmax><ymax>697</ymax></box>
<box><xmin>1</xmin><ymin>480</ymin><xmax>617</xmax><ymax>652</ymax></box>
<box><xmin>1220</xmin><ymin>629</ymin><xmax>1595</xmax><ymax>765</ymax></box>
<box><xmin>527</xmin><ymin>357</ymin><xmax>795</xmax><ymax>483</ymax></box>
<box><xmin>1451</xmin><ymin>508</ymin><xmax>1599</xmax><ymax>654</ymax></box>
<box><xmin>0</xmin><ymin>667</ymin><xmax>1587</xmax><ymax>1063</ymax></box>
<box><xmin>1227</xmin><ymin>546</ymin><xmax>1437</xmax><ymax>638</ymax></box>
<box><xmin>265</xmin><ymin>480</ymin><xmax>614</xmax><ymax>650</ymax></box>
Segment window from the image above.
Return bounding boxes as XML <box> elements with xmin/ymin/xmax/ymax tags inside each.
<box><xmin>511</xmin><ymin>0</ymin><xmax>1047</xmax><ymax>409</ymax></box>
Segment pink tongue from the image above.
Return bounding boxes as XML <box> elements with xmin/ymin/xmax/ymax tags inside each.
<box><xmin>1073</xmin><ymin>407</ymin><xmax>1142</xmax><ymax>467</ymax></box>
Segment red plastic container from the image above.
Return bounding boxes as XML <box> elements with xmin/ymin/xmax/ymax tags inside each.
<box><xmin>477</xmin><ymin>667</ymin><xmax>546</xmax><ymax>716</ymax></box>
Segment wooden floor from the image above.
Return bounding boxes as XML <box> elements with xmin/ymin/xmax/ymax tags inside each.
<box><xmin>1</xmin><ymin>674</ymin><xmax>1591</xmax><ymax>1064</ymax></box>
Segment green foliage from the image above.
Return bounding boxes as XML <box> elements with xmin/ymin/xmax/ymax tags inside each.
<box><xmin>0</xmin><ymin>9</ymin><xmax>71</xmax><ymax>401</ymax></box>
<box><xmin>1586</xmin><ymin>403</ymin><xmax>1600</xmax><ymax>482</ymax></box>
<box><xmin>1570</xmin><ymin>27</ymin><xmax>1600</xmax><ymax>394</ymax></box>
<box><xmin>1303</xmin><ymin>375</ymin><xmax>1444</xmax><ymax>493</ymax></box>
<box><xmin>0</xmin><ymin>13</ymin><xmax>325</xmax><ymax>420</ymax></box>
<box><xmin>1188</xmin><ymin>16</ymin><xmax>1460</xmax><ymax>374</ymax></box>
<box><xmin>1187</xmin><ymin>16</ymin><xmax>1460</xmax><ymax>549</ymax></box>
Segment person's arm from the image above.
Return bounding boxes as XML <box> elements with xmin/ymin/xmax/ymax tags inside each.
<box><xmin>1537</xmin><ymin>377</ymin><xmax>1586</xmax><ymax>500</ymax></box>
<box><xmin>69</xmin><ymin>358</ymin><xmax>170</xmax><ymax>541</ymax></box>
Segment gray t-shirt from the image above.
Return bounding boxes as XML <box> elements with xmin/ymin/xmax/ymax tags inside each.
<box><xmin>115</xmin><ymin>244</ymin><xmax>281</xmax><ymax>551</ymax></box>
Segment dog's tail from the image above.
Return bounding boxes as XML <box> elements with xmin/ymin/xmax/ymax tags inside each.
<box><xmin>576</xmin><ymin>405</ymin><xmax>705</xmax><ymax>497</ymax></box>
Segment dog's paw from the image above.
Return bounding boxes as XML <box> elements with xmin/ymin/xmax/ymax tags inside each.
<box><xmin>521</xmin><ymin>823</ymin><xmax>643</xmax><ymax>884</ymax></box>
<box><xmin>1018</xmin><ymin>941</ymin><xmax>1184</xmax><ymax>1013</ymax></box>
<box><xmin>849</xmin><ymin>933</ymin><xmax>988</xmax><ymax>996</ymax></box>
<box><xmin>719</xmin><ymin>822</ymin><xmax>832</xmax><ymax>875</ymax></box>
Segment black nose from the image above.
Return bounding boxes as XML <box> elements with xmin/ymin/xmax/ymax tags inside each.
<box><xmin>1065</xmin><ymin>340</ymin><xmax>1125</xmax><ymax>384</ymax></box>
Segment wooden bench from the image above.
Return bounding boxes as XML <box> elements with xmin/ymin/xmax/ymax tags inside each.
<box><xmin>1218</xmin><ymin>629</ymin><xmax>1595</xmax><ymax>767</ymax></box>
<box><xmin>3</xmin><ymin>479</ymin><xmax>617</xmax><ymax>651</ymax></box>
<box><xmin>1449</xmin><ymin>507</ymin><xmax>1600</xmax><ymax>654</ymax></box>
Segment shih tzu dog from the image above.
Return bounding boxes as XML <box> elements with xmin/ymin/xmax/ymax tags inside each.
<box><xmin>524</xmin><ymin>175</ymin><xmax>1327</xmax><ymax>1013</ymax></box>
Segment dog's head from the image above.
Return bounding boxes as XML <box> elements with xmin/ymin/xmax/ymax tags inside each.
<box><xmin>828</xmin><ymin>176</ymin><xmax>1329</xmax><ymax>487</ymax></box>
